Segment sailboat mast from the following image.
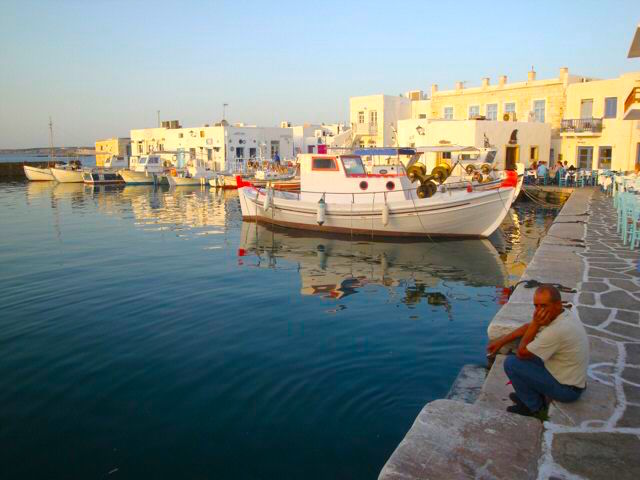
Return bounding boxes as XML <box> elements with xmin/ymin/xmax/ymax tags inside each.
<box><xmin>48</xmin><ymin>117</ymin><xmax>54</xmax><ymax>164</ymax></box>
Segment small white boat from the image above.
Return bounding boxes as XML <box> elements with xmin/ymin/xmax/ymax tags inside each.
<box><xmin>239</xmin><ymin>153</ymin><xmax>515</xmax><ymax>238</ymax></box>
<box><xmin>51</xmin><ymin>161</ymin><xmax>84</xmax><ymax>183</ymax></box>
<box><xmin>24</xmin><ymin>165</ymin><xmax>54</xmax><ymax>181</ymax></box>
<box><xmin>167</xmin><ymin>165</ymin><xmax>216</xmax><ymax>187</ymax></box>
<box><xmin>119</xmin><ymin>155</ymin><xmax>166</xmax><ymax>185</ymax></box>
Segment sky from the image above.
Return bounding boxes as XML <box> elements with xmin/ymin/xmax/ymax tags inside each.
<box><xmin>0</xmin><ymin>0</ymin><xmax>638</xmax><ymax>148</ymax></box>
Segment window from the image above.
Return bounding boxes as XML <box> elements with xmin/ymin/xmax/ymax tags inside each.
<box><xmin>200</xmin><ymin>130</ymin><xmax>205</xmax><ymax>138</ymax></box>
<box><xmin>178</xmin><ymin>133</ymin><xmax>184</xmax><ymax>138</ymax></box>
<box><xmin>580</xmin><ymin>99</ymin><xmax>593</xmax><ymax>119</ymax></box>
<box><xmin>577</xmin><ymin>146</ymin><xmax>593</xmax><ymax>170</ymax></box>
<box><xmin>312</xmin><ymin>158</ymin><xmax>338</xmax><ymax>170</ymax></box>
<box><xmin>533</xmin><ymin>100</ymin><xmax>545</xmax><ymax>122</ymax></box>
<box><xmin>369</xmin><ymin>110</ymin><xmax>378</xmax><ymax>125</ymax></box>
<box><xmin>486</xmin><ymin>104</ymin><xmax>498</xmax><ymax>121</ymax></box>
<box><xmin>604</xmin><ymin>97</ymin><xmax>617</xmax><ymax>119</ymax></box>
<box><xmin>342</xmin><ymin>156</ymin><xmax>366</xmax><ymax>176</ymax></box>
<box><xmin>249</xmin><ymin>148</ymin><xmax>257</xmax><ymax>158</ymax></box>
<box><xmin>443</xmin><ymin>107</ymin><xmax>453</xmax><ymax>120</ymax></box>
<box><xmin>530</xmin><ymin>146</ymin><xmax>539</xmax><ymax>161</ymax></box>
<box><xmin>598</xmin><ymin>146</ymin><xmax>612</xmax><ymax>169</ymax></box>
<box><xmin>207</xmin><ymin>149</ymin><xmax>212</xmax><ymax>161</ymax></box>
<box><xmin>270</xmin><ymin>141</ymin><xmax>280</xmax><ymax>158</ymax></box>
<box><xmin>442</xmin><ymin>151</ymin><xmax>452</xmax><ymax>160</ymax></box>
<box><xmin>236</xmin><ymin>147</ymin><xmax>244</xmax><ymax>159</ymax></box>
<box><xmin>137</xmin><ymin>143</ymin><xmax>143</xmax><ymax>154</ymax></box>
<box><xmin>504</xmin><ymin>102</ymin><xmax>516</xmax><ymax>114</ymax></box>
<box><xmin>358</xmin><ymin>111</ymin><xmax>365</xmax><ymax>124</ymax></box>
<box><xmin>418</xmin><ymin>114</ymin><xmax>427</xmax><ymax>119</ymax></box>
<box><xmin>468</xmin><ymin>105</ymin><xmax>479</xmax><ymax>119</ymax></box>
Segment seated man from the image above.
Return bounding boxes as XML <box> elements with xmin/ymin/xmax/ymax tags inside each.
<box><xmin>487</xmin><ymin>285</ymin><xmax>589</xmax><ymax>417</ymax></box>
<box><xmin>536</xmin><ymin>162</ymin><xmax>548</xmax><ymax>183</ymax></box>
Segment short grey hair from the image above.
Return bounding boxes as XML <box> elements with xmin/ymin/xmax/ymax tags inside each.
<box><xmin>536</xmin><ymin>284</ymin><xmax>562</xmax><ymax>302</ymax></box>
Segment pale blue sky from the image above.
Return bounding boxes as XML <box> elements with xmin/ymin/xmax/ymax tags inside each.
<box><xmin>0</xmin><ymin>0</ymin><xmax>638</xmax><ymax>148</ymax></box>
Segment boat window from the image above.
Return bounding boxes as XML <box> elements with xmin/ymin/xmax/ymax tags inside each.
<box><xmin>148</xmin><ymin>157</ymin><xmax>159</xmax><ymax>164</ymax></box>
<box><xmin>312</xmin><ymin>158</ymin><xmax>338</xmax><ymax>170</ymax></box>
<box><xmin>485</xmin><ymin>150</ymin><xmax>497</xmax><ymax>163</ymax></box>
<box><xmin>341</xmin><ymin>156</ymin><xmax>366</xmax><ymax>176</ymax></box>
<box><xmin>139</xmin><ymin>157</ymin><xmax>148</xmax><ymax>165</ymax></box>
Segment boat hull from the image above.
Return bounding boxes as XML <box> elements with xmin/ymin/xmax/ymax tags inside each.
<box><xmin>119</xmin><ymin>169</ymin><xmax>164</xmax><ymax>185</ymax></box>
<box><xmin>24</xmin><ymin>165</ymin><xmax>54</xmax><ymax>181</ymax></box>
<box><xmin>82</xmin><ymin>170</ymin><xmax>124</xmax><ymax>184</ymax></box>
<box><xmin>167</xmin><ymin>175</ymin><xmax>212</xmax><ymax>187</ymax></box>
<box><xmin>51</xmin><ymin>168</ymin><xmax>84</xmax><ymax>183</ymax></box>
<box><xmin>239</xmin><ymin>186</ymin><xmax>514</xmax><ymax>238</ymax></box>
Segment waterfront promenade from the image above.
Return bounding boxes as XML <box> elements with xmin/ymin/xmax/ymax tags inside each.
<box><xmin>379</xmin><ymin>188</ymin><xmax>640</xmax><ymax>479</ymax></box>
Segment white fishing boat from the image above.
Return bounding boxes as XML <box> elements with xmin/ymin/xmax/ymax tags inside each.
<box><xmin>119</xmin><ymin>155</ymin><xmax>166</xmax><ymax>185</ymax></box>
<box><xmin>239</xmin><ymin>153</ymin><xmax>515</xmax><ymax>238</ymax></box>
<box><xmin>51</xmin><ymin>160</ymin><xmax>84</xmax><ymax>183</ymax></box>
<box><xmin>24</xmin><ymin>165</ymin><xmax>54</xmax><ymax>181</ymax></box>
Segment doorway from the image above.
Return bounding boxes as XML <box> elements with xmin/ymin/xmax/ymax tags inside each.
<box><xmin>505</xmin><ymin>146</ymin><xmax>519</xmax><ymax>170</ymax></box>
<box><xmin>580</xmin><ymin>99</ymin><xmax>593</xmax><ymax>119</ymax></box>
<box><xmin>577</xmin><ymin>146</ymin><xmax>593</xmax><ymax>170</ymax></box>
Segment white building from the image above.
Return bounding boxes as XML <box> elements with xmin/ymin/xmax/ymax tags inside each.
<box><xmin>130</xmin><ymin>121</ymin><xmax>295</xmax><ymax>171</ymax></box>
<box><xmin>287</xmin><ymin>122</ymin><xmax>348</xmax><ymax>154</ymax></box>
<box><xmin>349</xmin><ymin>94</ymin><xmax>411</xmax><ymax>148</ymax></box>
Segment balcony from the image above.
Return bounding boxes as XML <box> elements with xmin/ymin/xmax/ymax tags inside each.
<box><xmin>623</xmin><ymin>87</ymin><xmax>640</xmax><ymax>120</ymax></box>
<box><xmin>353</xmin><ymin>122</ymin><xmax>378</xmax><ymax>136</ymax></box>
<box><xmin>560</xmin><ymin>118</ymin><xmax>603</xmax><ymax>135</ymax></box>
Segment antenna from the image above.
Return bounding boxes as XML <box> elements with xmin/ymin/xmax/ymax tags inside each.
<box><xmin>49</xmin><ymin>116</ymin><xmax>54</xmax><ymax>162</ymax></box>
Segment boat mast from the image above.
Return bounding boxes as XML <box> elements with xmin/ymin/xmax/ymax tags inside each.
<box><xmin>48</xmin><ymin>117</ymin><xmax>54</xmax><ymax>164</ymax></box>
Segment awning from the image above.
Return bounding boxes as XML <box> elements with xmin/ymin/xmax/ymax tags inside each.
<box><xmin>415</xmin><ymin>145</ymin><xmax>479</xmax><ymax>153</ymax></box>
<box><xmin>353</xmin><ymin>147</ymin><xmax>416</xmax><ymax>156</ymax></box>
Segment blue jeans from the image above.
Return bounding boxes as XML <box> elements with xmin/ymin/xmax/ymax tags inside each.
<box><xmin>503</xmin><ymin>354</ymin><xmax>584</xmax><ymax>411</ymax></box>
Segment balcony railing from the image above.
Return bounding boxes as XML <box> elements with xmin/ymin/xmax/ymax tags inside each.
<box><xmin>624</xmin><ymin>87</ymin><xmax>640</xmax><ymax>114</ymax></box>
<box><xmin>560</xmin><ymin>118</ymin><xmax>603</xmax><ymax>134</ymax></box>
<box><xmin>353</xmin><ymin>122</ymin><xmax>378</xmax><ymax>136</ymax></box>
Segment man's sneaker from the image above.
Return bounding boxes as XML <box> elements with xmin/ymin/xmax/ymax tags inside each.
<box><xmin>506</xmin><ymin>403</ymin><xmax>537</xmax><ymax>417</ymax></box>
<box><xmin>509</xmin><ymin>393</ymin><xmax>525</xmax><ymax>406</ymax></box>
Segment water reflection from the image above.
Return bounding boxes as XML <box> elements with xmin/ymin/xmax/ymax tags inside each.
<box><xmin>239</xmin><ymin>222</ymin><xmax>509</xmax><ymax>309</ymax></box>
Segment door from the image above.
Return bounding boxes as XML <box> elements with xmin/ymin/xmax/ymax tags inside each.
<box><xmin>505</xmin><ymin>146</ymin><xmax>519</xmax><ymax>170</ymax></box>
<box><xmin>577</xmin><ymin>147</ymin><xmax>593</xmax><ymax>170</ymax></box>
<box><xmin>580</xmin><ymin>99</ymin><xmax>593</xmax><ymax>119</ymax></box>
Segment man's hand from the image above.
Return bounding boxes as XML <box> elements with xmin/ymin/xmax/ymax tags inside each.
<box><xmin>533</xmin><ymin>307</ymin><xmax>553</xmax><ymax>327</ymax></box>
<box><xmin>486</xmin><ymin>339</ymin><xmax>503</xmax><ymax>357</ymax></box>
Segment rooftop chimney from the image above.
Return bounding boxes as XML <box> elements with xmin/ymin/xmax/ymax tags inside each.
<box><xmin>559</xmin><ymin>67</ymin><xmax>569</xmax><ymax>86</ymax></box>
<box><xmin>455</xmin><ymin>81</ymin><xmax>464</xmax><ymax>91</ymax></box>
<box><xmin>431</xmin><ymin>84</ymin><xmax>438</xmax><ymax>96</ymax></box>
<box><xmin>528</xmin><ymin>68</ymin><xmax>536</xmax><ymax>82</ymax></box>
<box><xmin>482</xmin><ymin>77</ymin><xmax>490</xmax><ymax>88</ymax></box>
<box><xmin>499</xmin><ymin>75</ymin><xmax>507</xmax><ymax>87</ymax></box>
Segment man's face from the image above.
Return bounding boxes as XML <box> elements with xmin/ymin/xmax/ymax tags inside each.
<box><xmin>533</xmin><ymin>290</ymin><xmax>563</xmax><ymax>323</ymax></box>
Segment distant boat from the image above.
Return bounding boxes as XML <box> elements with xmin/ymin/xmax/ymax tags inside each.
<box><xmin>24</xmin><ymin>165</ymin><xmax>54</xmax><ymax>181</ymax></box>
<box><xmin>24</xmin><ymin>117</ymin><xmax>56</xmax><ymax>181</ymax></box>
<box><xmin>166</xmin><ymin>164</ymin><xmax>216</xmax><ymax>187</ymax></box>
<box><xmin>119</xmin><ymin>155</ymin><xmax>166</xmax><ymax>185</ymax></box>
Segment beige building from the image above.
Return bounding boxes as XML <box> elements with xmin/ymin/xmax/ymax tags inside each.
<box><xmin>561</xmin><ymin>72</ymin><xmax>640</xmax><ymax>171</ymax></box>
<box><xmin>349</xmin><ymin>67</ymin><xmax>640</xmax><ymax>171</ymax></box>
<box><xmin>95</xmin><ymin>137</ymin><xmax>131</xmax><ymax>166</ymax></box>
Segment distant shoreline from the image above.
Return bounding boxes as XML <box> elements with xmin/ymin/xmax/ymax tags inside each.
<box><xmin>0</xmin><ymin>147</ymin><xmax>95</xmax><ymax>156</ymax></box>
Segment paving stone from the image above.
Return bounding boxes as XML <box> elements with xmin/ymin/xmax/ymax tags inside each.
<box><xmin>578</xmin><ymin>292</ymin><xmax>595</xmax><ymax>305</ymax></box>
<box><xmin>475</xmin><ymin>355</ymin><xmax>513</xmax><ymax>411</ymax></box>
<box><xmin>623</xmin><ymin>268</ymin><xmax>640</xmax><ymax>278</ymax></box>
<box><xmin>589</xmin><ymin>262</ymin><xmax>633</xmax><ymax>269</ymax></box>
<box><xmin>548</xmin><ymin>378</ymin><xmax>616</xmax><ymax>427</ymax></box>
<box><xmin>377</xmin><ymin>399</ymin><xmax>542</xmax><ymax>480</ymax></box>
<box><xmin>576</xmin><ymin>306</ymin><xmax>611</xmax><ymax>326</ymax></box>
<box><xmin>601</xmin><ymin>290</ymin><xmax>640</xmax><ymax>310</ymax></box>
<box><xmin>605</xmin><ymin>321</ymin><xmax>640</xmax><ymax>340</ymax></box>
<box><xmin>552</xmin><ymin>432</ymin><xmax>640</xmax><ymax>480</ymax></box>
<box><xmin>627</xmin><ymin>343</ymin><xmax>640</xmax><ymax>365</ymax></box>
<box><xmin>609</xmin><ymin>279</ymin><xmax>640</xmax><ymax>292</ymax></box>
<box><xmin>587</xmin><ymin>267</ymin><xmax>631</xmax><ymax>279</ymax></box>
<box><xmin>622</xmin><ymin>367</ymin><xmax>640</xmax><ymax>387</ymax></box>
<box><xmin>616</xmin><ymin>404</ymin><xmax>640</xmax><ymax>428</ymax></box>
<box><xmin>581</xmin><ymin>281</ymin><xmax>610</xmax><ymax>293</ymax></box>
<box><xmin>616</xmin><ymin>310</ymin><xmax>639</xmax><ymax>323</ymax></box>
<box><xmin>446</xmin><ymin>364</ymin><xmax>487</xmax><ymax>404</ymax></box>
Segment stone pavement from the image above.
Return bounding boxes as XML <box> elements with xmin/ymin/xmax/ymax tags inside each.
<box><xmin>379</xmin><ymin>188</ymin><xmax>640</xmax><ymax>479</ymax></box>
<box><xmin>538</xmin><ymin>189</ymin><xmax>640</xmax><ymax>480</ymax></box>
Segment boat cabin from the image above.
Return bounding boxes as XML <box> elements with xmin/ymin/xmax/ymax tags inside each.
<box><xmin>298</xmin><ymin>154</ymin><xmax>414</xmax><ymax>203</ymax></box>
<box><xmin>133</xmin><ymin>155</ymin><xmax>165</xmax><ymax>173</ymax></box>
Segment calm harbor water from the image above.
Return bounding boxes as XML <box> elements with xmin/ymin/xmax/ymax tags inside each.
<box><xmin>0</xmin><ymin>180</ymin><xmax>554</xmax><ymax>479</ymax></box>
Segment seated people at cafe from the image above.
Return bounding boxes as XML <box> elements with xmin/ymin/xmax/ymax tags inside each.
<box><xmin>536</xmin><ymin>161</ymin><xmax>548</xmax><ymax>181</ymax></box>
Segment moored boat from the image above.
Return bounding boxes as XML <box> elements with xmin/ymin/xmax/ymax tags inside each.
<box><xmin>51</xmin><ymin>160</ymin><xmax>84</xmax><ymax>183</ymax></box>
<box><xmin>82</xmin><ymin>170</ymin><xmax>124</xmax><ymax>184</ymax></box>
<box><xmin>23</xmin><ymin>165</ymin><xmax>54</xmax><ymax>181</ymax></box>
<box><xmin>239</xmin><ymin>153</ymin><xmax>515</xmax><ymax>238</ymax></box>
<box><xmin>119</xmin><ymin>155</ymin><xmax>166</xmax><ymax>185</ymax></box>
